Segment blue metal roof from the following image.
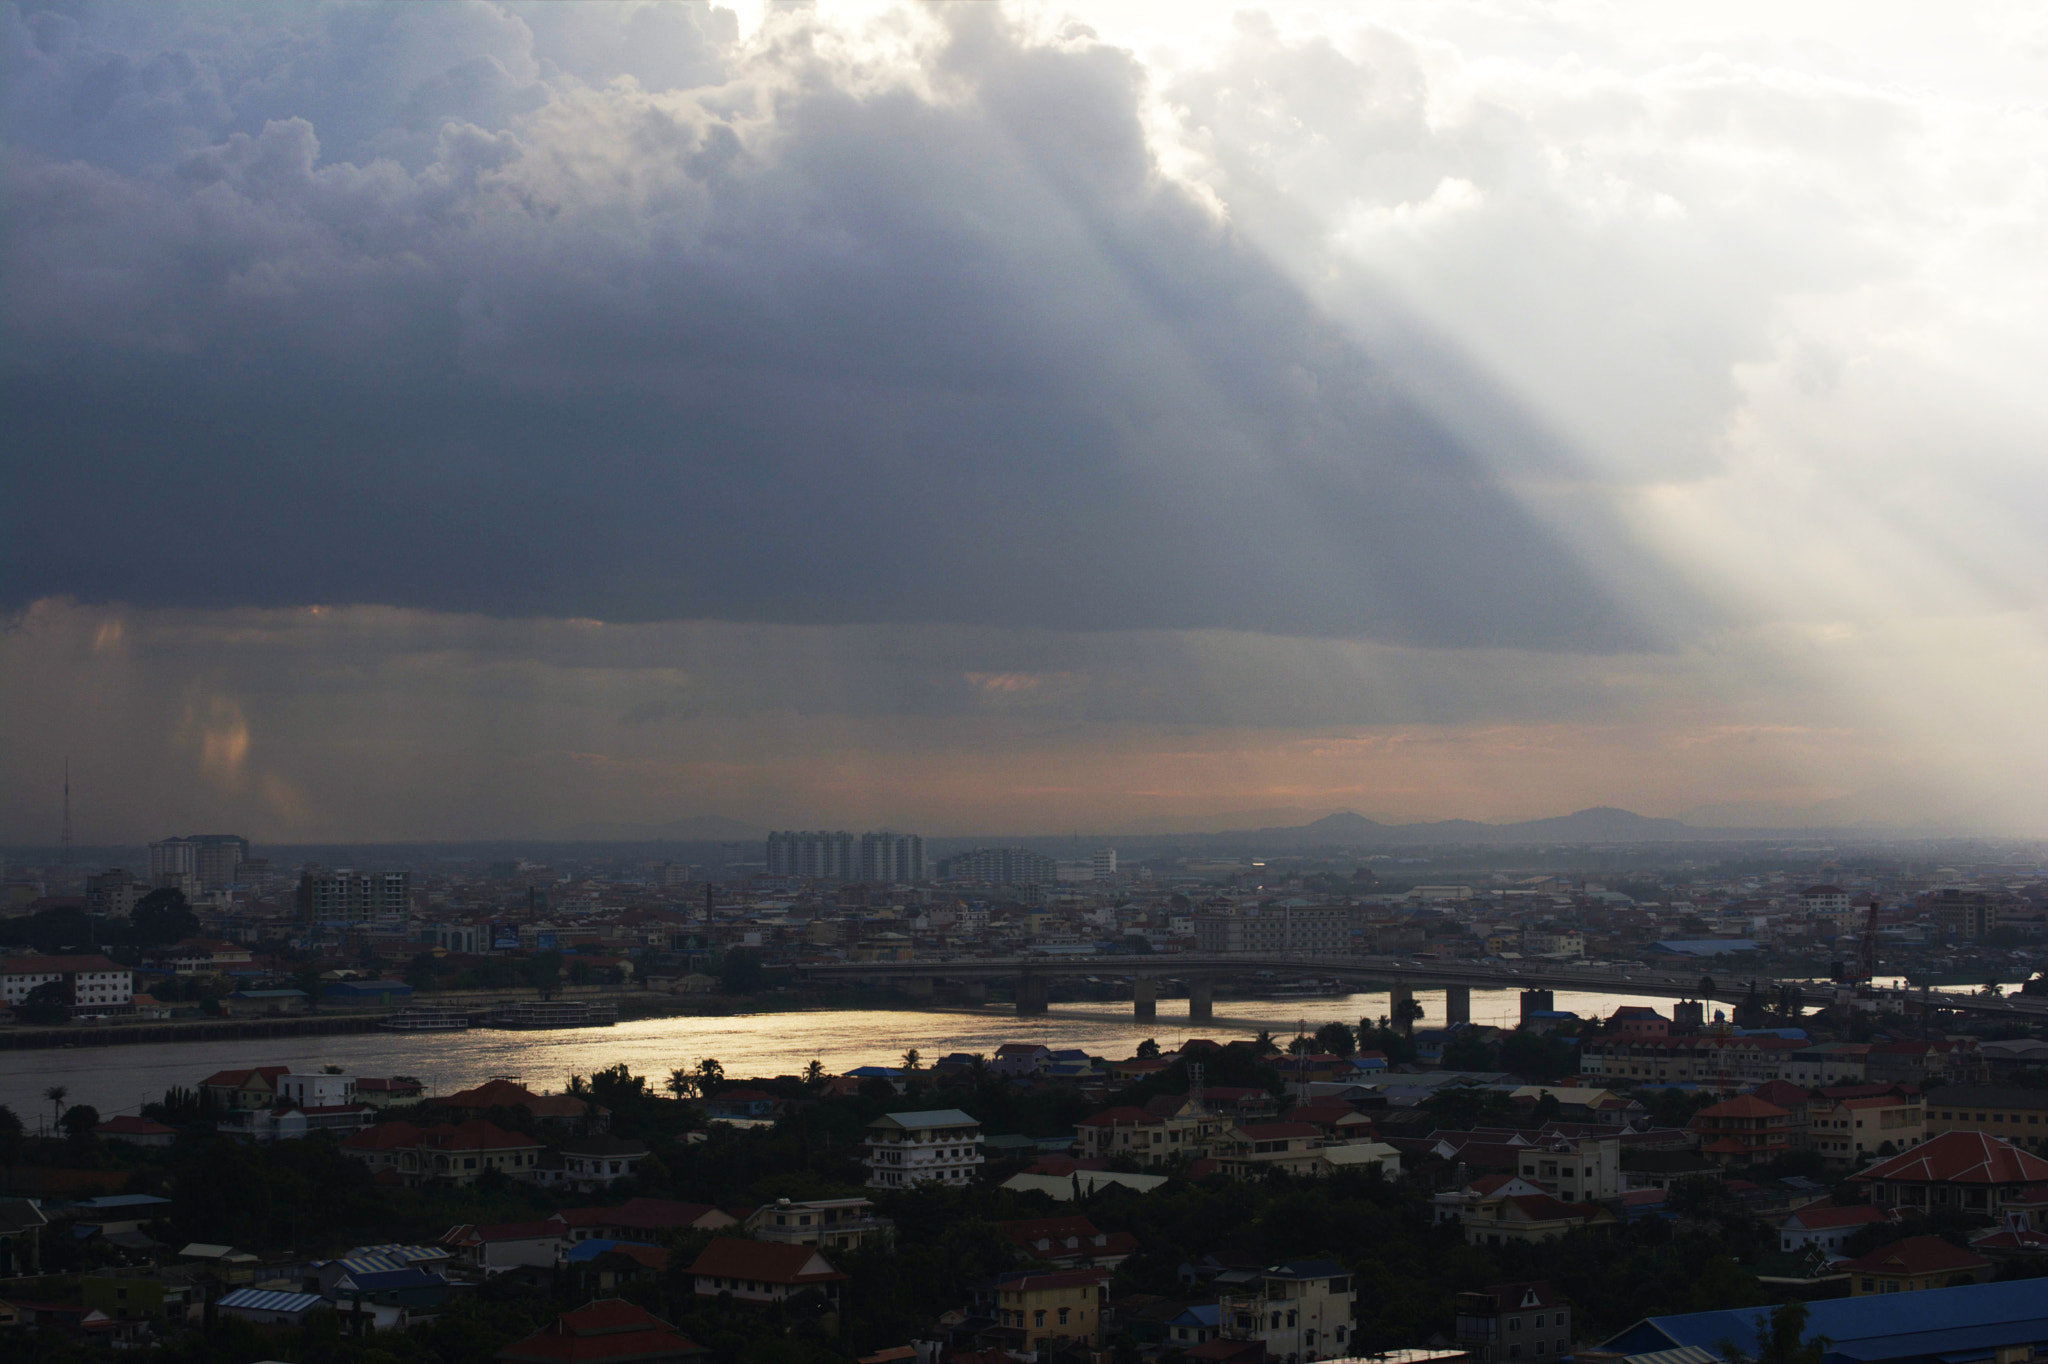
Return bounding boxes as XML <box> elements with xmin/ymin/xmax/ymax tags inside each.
<box><xmin>217</xmin><ymin>1289</ymin><xmax>326</xmax><ymax>1313</ymax></box>
<box><xmin>1603</xmin><ymin>1280</ymin><xmax>2048</xmax><ymax>1364</ymax></box>
<box><xmin>335</xmin><ymin>1268</ymin><xmax>443</xmax><ymax>1291</ymax></box>
<box><xmin>71</xmin><ymin>1194</ymin><xmax>172</xmax><ymax>1210</ymax></box>
<box><xmin>565</xmin><ymin>1238</ymin><xmax>659</xmax><ymax>1262</ymax></box>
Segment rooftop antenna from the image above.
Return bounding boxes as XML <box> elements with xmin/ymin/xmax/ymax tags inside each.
<box><xmin>59</xmin><ymin>757</ymin><xmax>74</xmax><ymax>866</ymax></box>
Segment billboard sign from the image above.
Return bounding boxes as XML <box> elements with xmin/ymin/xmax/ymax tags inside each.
<box><xmin>491</xmin><ymin>921</ymin><xmax>519</xmax><ymax>950</ymax></box>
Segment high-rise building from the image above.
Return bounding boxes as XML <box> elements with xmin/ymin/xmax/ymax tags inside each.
<box><xmin>859</xmin><ymin>831</ymin><xmax>925</xmax><ymax>884</ymax></box>
<box><xmin>296</xmin><ymin>868</ymin><xmax>412</xmax><ymax>924</ymax></box>
<box><xmin>1092</xmin><ymin>848</ymin><xmax>1118</xmax><ymax>881</ymax></box>
<box><xmin>85</xmin><ymin>868</ymin><xmax>146</xmax><ymax>918</ymax></box>
<box><xmin>766</xmin><ymin>831</ymin><xmax>857</xmax><ymax>879</ymax></box>
<box><xmin>150</xmin><ymin>834</ymin><xmax>250</xmax><ymax>891</ymax></box>
<box><xmin>936</xmin><ymin>847</ymin><xmax>1058</xmax><ymax>885</ymax></box>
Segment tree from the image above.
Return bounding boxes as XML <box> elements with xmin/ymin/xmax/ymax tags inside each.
<box><xmin>721</xmin><ymin>948</ymin><xmax>767</xmax><ymax>996</ymax></box>
<box><xmin>403</xmin><ymin>952</ymin><xmax>438</xmax><ymax>994</ymax></box>
<box><xmin>1441</xmin><ymin>1032</ymin><xmax>1498</xmax><ymax>1071</ymax></box>
<box><xmin>17</xmin><ymin>981</ymin><xmax>70</xmax><ymax>1026</ymax></box>
<box><xmin>1393</xmin><ymin>995</ymin><xmax>1425</xmax><ymax>1034</ymax></box>
<box><xmin>696</xmin><ymin>1058</ymin><xmax>725</xmax><ymax>1095</ymax></box>
<box><xmin>130</xmin><ymin>887</ymin><xmax>199</xmax><ymax>947</ymax></box>
<box><xmin>1723</xmin><ymin>1300</ymin><xmax>1828</xmax><ymax>1364</ymax></box>
<box><xmin>668</xmin><ymin>1068</ymin><xmax>696</xmax><ymax>1100</ymax></box>
<box><xmin>803</xmin><ymin>1059</ymin><xmax>827</xmax><ymax>1089</ymax></box>
<box><xmin>0</xmin><ymin>1105</ymin><xmax>22</xmax><ymax>1170</ymax></box>
<box><xmin>60</xmin><ymin>1104</ymin><xmax>100</xmax><ymax>1144</ymax></box>
<box><xmin>1315</xmin><ymin>1021</ymin><xmax>1357</xmax><ymax>1059</ymax></box>
<box><xmin>1136</xmin><ymin>1038</ymin><xmax>1161</xmax><ymax>1059</ymax></box>
<box><xmin>522</xmin><ymin>952</ymin><xmax>564</xmax><ymax>998</ymax></box>
<box><xmin>45</xmin><ymin>1085</ymin><xmax>69</xmax><ymax>1131</ymax></box>
<box><xmin>901</xmin><ymin>1049</ymin><xmax>922</xmax><ymax>1071</ymax></box>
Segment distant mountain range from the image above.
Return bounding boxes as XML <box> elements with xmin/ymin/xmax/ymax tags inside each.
<box><xmin>1220</xmin><ymin>805</ymin><xmax>1821</xmax><ymax>846</ymax></box>
<box><xmin>551</xmin><ymin>816</ymin><xmax>770</xmax><ymax>842</ymax></box>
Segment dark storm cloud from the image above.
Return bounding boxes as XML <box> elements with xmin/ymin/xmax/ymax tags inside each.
<box><xmin>2</xmin><ymin>3</ymin><xmax>1669</xmax><ymax>650</ymax></box>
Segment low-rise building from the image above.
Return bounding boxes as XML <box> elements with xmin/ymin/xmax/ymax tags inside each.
<box><xmin>1849</xmin><ymin>1130</ymin><xmax>2048</xmax><ymax>1217</ymax></box>
<box><xmin>442</xmin><ymin>1220</ymin><xmax>565</xmax><ymax>1272</ymax></box>
<box><xmin>991</xmin><ymin>1267</ymin><xmax>1110</xmax><ymax>1352</ymax></box>
<box><xmin>688</xmin><ymin>1240</ymin><xmax>845</xmax><ymax>1310</ymax></box>
<box><xmin>0</xmin><ymin>955</ymin><xmax>135</xmax><ymax>1017</ymax></box>
<box><xmin>744</xmin><ymin>1198</ymin><xmax>890</xmax><ymax>1251</ymax></box>
<box><xmin>1837</xmin><ymin>1236</ymin><xmax>1991</xmax><ymax>1296</ymax></box>
<box><xmin>557</xmin><ymin>1137</ymin><xmax>649</xmax><ymax>1192</ymax></box>
<box><xmin>997</xmin><ymin>1215</ymin><xmax>1137</xmax><ymax>1268</ymax></box>
<box><xmin>1217</xmin><ymin>1260</ymin><xmax>1357</xmax><ymax>1363</ymax></box>
<box><xmin>863</xmin><ymin>1109</ymin><xmax>983</xmax><ymax>1189</ymax></box>
<box><xmin>1778</xmin><ymin>1202</ymin><xmax>1888</xmax><ymax>1255</ymax></box>
<box><xmin>1462</xmin><ymin>1193</ymin><xmax>1616</xmax><ymax>1246</ymax></box>
<box><xmin>1514</xmin><ymin>1135</ymin><xmax>1620</xmax><ymax>1203</ymax></box>
<box><xmin>1691</xmin><ymin>1095</ymin><xmax>1797</xmax><ymax>1166</ymax></box>
<box><xmin>1454</xmin><ymin>1281</ymin><xmax>1572</xmax><ymax>1364</ymax></box>
<box><xmin>498</xmin><ymin>1298</ymin><xmax>706</xmax><ymax>1364</ymax></box>
<box><xmin>1923</xmin><ymin>1086</ymin><xmax>2048</xmax><ymax>1152</ymax></box>
<box><xmin>1808</xmin><ymin>1089</ymin><xmax>1924</xmax><ymax>1164</ymax></box>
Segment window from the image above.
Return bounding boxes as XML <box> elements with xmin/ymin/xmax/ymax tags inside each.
<box><xmin>1034</xmin><ymin>1311</ymin><xmax>1046</xmax><ymax>1328</ymax></box>
<box><xmin>1535</xmin><ymin>1317</ymin><xmax>1545</xmax><ymax>1328</ymax></box>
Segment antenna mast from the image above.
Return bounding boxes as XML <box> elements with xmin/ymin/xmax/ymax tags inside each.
<box><xmin>59</xmin><ymin>757</ymin><xmax>74</xmax><ymax>865</ymax></box>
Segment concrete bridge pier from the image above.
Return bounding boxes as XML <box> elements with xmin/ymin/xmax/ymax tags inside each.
<box><xmin>898</xmin><ymin>975</ymin><xmax>934</xmax><ymax>999</ymax></box>
<box><xmin>1519</xmin><ymin>988</ymin><xmax>1555</xmax><ymax>1024</ymax></box>
<box><xmin>1390</xmin><ymin>982</ymin><xmax>1417</xmax><ymax>1032</ymax></box>
<box><xmin>1133</xmin><ymin>976</ymin><xmax>1158</xmax><ymax>1020</ymax></box>
<box><xmin>1444</xmin><ymin>983</ymin><xmax>1471</xmax><ymax>1026</ymax></box>
<box><xmin>1188</xmin><ymin>978</ymin><xmax>1214</xmax><ymax>1022</ymax></box>
<box><xmin>963</xmin><ymin>981</ymin><xmax>990</xmax><ymax>1002</ymax></box>
<box><xmin>1016</xmin><ymin>974</ymin><xmax>1050</xmax><ymax>1016</ymax></box>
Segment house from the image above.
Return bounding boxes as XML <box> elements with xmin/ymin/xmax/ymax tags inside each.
<box><xmin>0</xmin><ymin>1199</ymin><xmax>47</xmax><ymax>1275</ymax></box>
<box><xmin>993</xmin><ymin>1044</ymin><xmax>1053</xmax><ymax>1077</ymax></box>
<box><xmin>703</xmin><ymin>1089</ymin><xmax>780</xmax><ymax>1120</ymax></box>
<box><xmin>998</xmin><ymin>1215</ymin><xmax>1139</xmax><ymax>1268</ymax></box>
<box><xmin>1778</xmin><ymin>1202</ymin><xmax>1888</xmax><ymax>1254</ymax></box>
<box><xmin>563</xmin><ymin>1240</ymin><xmax>669</xmax><ymax>1294</ymax></box>
<box><xmin>94</xmin><ymin>1116</ymin><xmax>176</xmax><ymax>1148</ymax></box>
<box><xmin>743</xmin><ymin>1198</ymin><xmax>890</xmax><ymax>1251</ymax></box>
<box><xmin>341</xmin><ymin>1119</ymin><xmax>544</xmax><ymax>1186</ymax></box>
<box><xmin>1608</xmin><ymin>1007</ymin><xmax>1669</xmax><ymax>1039</ymax></box>
<box><xmin>1514</xmin><ymin>1135</ymin><xmax>1620</xmax><ymax>1203</ymax></box>
<box><xmin>498</xmin><ymin>1299</ymin><xmax>706</xmax><ymax>1364</ymax></box>
<box><xmin>864</xmin><ymin>1110</ymin><xmax>984</xmax><ymax>1189</ymax></box>
<box><xmin>1434</xmin><ymin>1175</ymin><xmax>1551</xmax><ymax>1226</ymax></box>
<box><xmin>557</xmin><ymin>1136</ymin><xmax>649</xmax><ymax>1192</ymax></box>
<box><xmin>1075</xmin><ymin>1105</ymin><xmax>1216</xmax><ymax>1165</ymax></box>
<box><xmin>991</xmin><ymin>1267</ymin><xmax>1110</xmax><ymax>1351</ymax></box>
<box><xmin>1837</xmin><ymin>1236</ymin><xmax>1991</xmax><ymax>1296</ymax></box>
<box><xmin>277</xmin><ymin>1073</ymin><xmax>358</xmax><ymax>1108</ymax></box>
<box><xmin>1690</xmin><ymin>1095</ymin><xmax>1797</xmax><ymax>1166</ymax></box>
<box><xmin>1849</xmin><ymin>1131</ymin><xmax>2048</xmax><ymax>1218</ymax></box>
<box><xmin>439</xmin><ymin>1078</ymin><xmax>605</xmax><ymax>1131</ymax></box>
<box><xmin>1454</xmin><ymin>1282</ymin><xmax>1572</xmax><ymax>1364</ymax></box>
<box><xmin>1462</xmin><ymin>1192</ymin><xmax>1615</xmax><ymax>1246</ymax></box>
<box><xmin>199</xmin><ymin>1066</ymin><xmax>292</xmax><ymax>1110</ymax></box>
<box><xmin>688</xmin><ymin>1239</ymin><xmax>845</xmax><ymax>1310</ymax></box>
<box><xmin>352</xmin><ymin>1077</ymin><xmax>425</xmax><ymax>1108</ymax></box>
<box><xmin>1216</xmin><ymin>1260</ymin><xmax>1357</xmax><ymax>1362</ymax></box>
<box><xmin>1214</xmin><ymin>1123</ymin><xmax>1327</xmax><ymax>1179</ymax></box>
<box><xmin>442</xmin><ymin>1221</ymin><xmax>565</xmax><ymax>1272</ymax></box>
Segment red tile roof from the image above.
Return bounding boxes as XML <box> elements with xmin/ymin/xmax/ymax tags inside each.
<box><xmin>94</xmin><ymin>1115</ymin><xmax>175</xmax><ymax>1136</ymax></box>
<box><xmin>418</xmin><ymin>1119</ymin><xmax>543</xmax><ymax>1153</ymax></box>
<box><xmin>341</xmin><ymin>1122</ymin><xmax>425</xmax><ymax>1150</ymax></box>
<box><xmin>1850</xmin><ymin>1131</ymin><xmax>2048</xmax><ymax>1186</ymax></box>
<box><xmin>997</xmin><ymin>1267</ymin><xmax>1112</xmax><ymax>1293</ymax></box>
<box><xmin>1836</xmin><ymin>1235</ymin><xmax>1990</xmax><ymax>1276</ymax></box>
<box><xmin>499</xmin><ymin>1298</ymin><xmax>702</xmax><ymax>1364</ymax></box>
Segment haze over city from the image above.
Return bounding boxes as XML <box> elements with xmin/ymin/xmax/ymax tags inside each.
<box><xmin>5</xmin><ymin>1</ymin><xmax>2046</xmax><ymax>842</ymax></box>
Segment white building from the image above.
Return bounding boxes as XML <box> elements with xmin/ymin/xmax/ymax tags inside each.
<box><xmin>863</xmin><ymin>1109</ymin><xmax>984</xmax><ymax>1189</ymax></box>
<box><xmin>1218</xmin><ymin>1260</ymin><xmax>1356</xmax><ymax>1363</ymax></box>
<box><xmin>1</xmin><ymin>955</ymin><xmax>134</xmax><ymax>1016</ymax></box>
<box><xmin>276</xmin><ymin>1073</ymin><xmax>358</xmax><ymax>1108</ymax></box>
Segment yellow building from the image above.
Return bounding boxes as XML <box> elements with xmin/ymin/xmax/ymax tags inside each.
<box><xmin>1923</xmin><ymin>1087</ymin><xmax>2048</xmax><ymax>1152</ymax></box>
<box><xmin>992</xmin><ymin>1268</ymin><xmax>1108</xmax><ymax>1350</ymax></box>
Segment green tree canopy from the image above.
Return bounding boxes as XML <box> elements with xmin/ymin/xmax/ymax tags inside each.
<box><xmin>130</xmin><ymin>887</ymin><xmax>199</xmax><ymax>947</ymax></box>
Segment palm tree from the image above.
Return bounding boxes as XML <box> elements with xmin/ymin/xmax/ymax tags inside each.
<box><xmin>802</xmin><ymin>1060</ymin><xmax>826</xmax><ymax>1089</ymax></box>
<box><xmin>667</xmin><ymin>1068</ymin><xmax>696</xmax><ymax>1100</ymax></box>
<box><xmin>696</xmin><ymin>1058</ymin><xmax>723</xmax><ymax>1094</ymax></box>
<box><xmin>44</xmin><ymin>1085</ymin><xmax>67</xmax><ymax>1133</ymax></box>
<box><xmin>901</xmin><ymin>1048</ymin><xmax>922</xmax><ymax>1071</ymax></box>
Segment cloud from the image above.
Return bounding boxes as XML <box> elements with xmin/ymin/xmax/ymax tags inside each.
<box><xmin>2</xmin><ymin>2</ymin><xmax>1673</xmax><ymax>650</ymax></box>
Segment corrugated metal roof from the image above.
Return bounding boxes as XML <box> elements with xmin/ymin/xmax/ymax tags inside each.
<box><xmin>217</xmin><ymin>1289</ymin><xmax>326</xmax><ymax>1313</ymax></box>
<box><xmin>1603</xmin><ymin>1280</ymin><xmax>2048</xmax><ymax>1364</ymax></box>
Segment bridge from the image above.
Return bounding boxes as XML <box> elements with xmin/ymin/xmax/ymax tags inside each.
<box><xmin>796</xmin><ymin>952</ymin><xmax>2038</xmax><ymax>1022</ymax></box>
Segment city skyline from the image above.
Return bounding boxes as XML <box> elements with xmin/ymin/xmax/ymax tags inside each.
<box><xmin>5</xmin><ymin>2</ymin><xmax>2045</xmax><ymax>843</ymax></box>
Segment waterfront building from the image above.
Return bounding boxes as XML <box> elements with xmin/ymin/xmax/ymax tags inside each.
<box><xmin>862</xmin><ymin>1109</ymin><xmax>983</xmax><ymax>1189</ymax></box>
<box><xmin>0</xmin><ymin>954</ymin><xmax>134</xmax><ymax>1017</ymax></box>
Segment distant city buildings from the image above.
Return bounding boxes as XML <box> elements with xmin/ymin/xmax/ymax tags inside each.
<box><xmin>297</xmin><ymin>868</ymin><xmax>413</xmax><ymax>923</ymax></box>
<box><xmin>149</xmin><ymin>834</ymin><xmax>250</xmax><ymax>892</ymax></box>
<box><xmin>765</xmin><ymin>831</ymin><xmax>925</xmax><ymax>883</ymax></box>
<box><xmin>937</xmin><ymin>847</ymin><xmax>1058</xmax><ymax>885</ymax></box>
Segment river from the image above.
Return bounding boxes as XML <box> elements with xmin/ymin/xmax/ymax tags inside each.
<box><xmin>1</xmin><ymin>986</ymin><xmax>1692</xmax><ymax>1127</ymax></box>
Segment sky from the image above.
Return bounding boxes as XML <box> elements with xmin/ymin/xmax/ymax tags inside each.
<box><xmin>3</xmin><ymin>0</ymin><xmax>2045</xmax><ymax>843</ymax></box>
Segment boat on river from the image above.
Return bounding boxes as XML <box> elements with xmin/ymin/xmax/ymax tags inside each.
<box><xmin>379</xmin><ymin>1007</ymin><xmax>473</xmax><ymax>1031</ymax></box>
<box><xmin>484</xmin><ymin>1000</ymin><xmax>617</xmax><ymax>1030</ymax></box>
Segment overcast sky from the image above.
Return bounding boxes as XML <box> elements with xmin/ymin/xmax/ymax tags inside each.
<box><xmin>4</xmin><ymin>1</ymin><xmax>2044</xmax><ymax>842</ymax></box>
